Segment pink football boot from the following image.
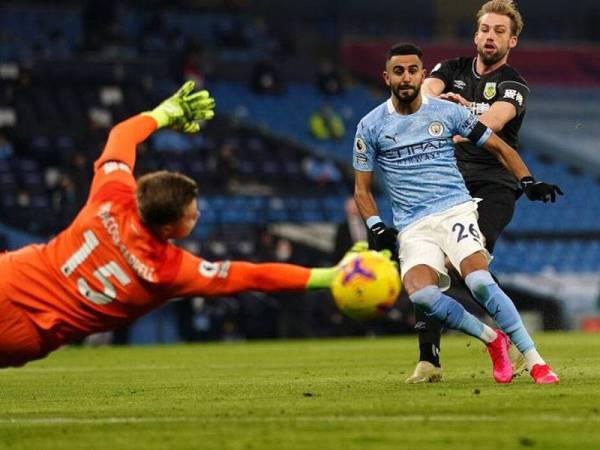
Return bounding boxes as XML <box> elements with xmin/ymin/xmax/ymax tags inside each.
<box><xmin>486</xmin><ymin>330</ymin><xmax>513</xmax><ymax>383</ymax></box>
<box><xmin>530</xmin><ymin>364</ymin><xmax>560</xmax><ymax>384</ymax></box>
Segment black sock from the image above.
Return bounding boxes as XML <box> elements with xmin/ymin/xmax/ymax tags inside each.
<box><xmin>415</xmin><ymin>307</ymin><xmax>442</xmax><ymax>367</ymax></box>
<box><xmin>419</xmin><ymin>342</ymin><xmax>441</xmax><ymax>368</ymax></box>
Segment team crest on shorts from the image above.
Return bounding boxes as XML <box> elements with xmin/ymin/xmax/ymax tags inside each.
<box><xmin>428</xmin><ymin>121</ymin><xmax>444</xmax><ymax>137</ymax></box>
<box><xmin>355</xmin><ymin>137</ymin><xmax>367</xmax><ymax>153</ymax></box>
<box><xmin>483</xmin><ymin>82</ymin><xmax>497</xmax><ymax>100</ymax></box>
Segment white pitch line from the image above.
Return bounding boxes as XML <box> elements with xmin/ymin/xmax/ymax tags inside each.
<box><xmin>10</xmin><ymin>365</ymin><xmax>185</xmax><ymax>372</ymax></box>
<box><xmin>0</xmin><ymin>415</ymin><xmax>598</xmax><ymax>426</ymax></box>
<box><xmin>13</xmin><ymin>363</ymin><xmax>341</xmax><ymax>372</ymax></box>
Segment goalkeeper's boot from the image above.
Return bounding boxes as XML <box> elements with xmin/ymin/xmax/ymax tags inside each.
<box><xmin>405</xmin><ymin>361</ymin><xmax>443</xmax><ymax>384</ymax></box>
<box><xmin>486</xmin><ymin>330</ymin><xmax>513</xmax><ymax>384</ymax></box>
<box><xmin>530</xmin><ymin>364</ymin><xmax>559</xmax><ymax>385</ymax></box>
<box><xmin>509</xmin><ymin>345</ymin><xmax>528</xmax><ymax>378</ymax></box>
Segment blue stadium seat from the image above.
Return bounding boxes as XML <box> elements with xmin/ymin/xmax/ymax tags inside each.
<box><xmin>210</xmin><ymin>81</ymin><xmax>385</xmax><ymax>160</ymax></box>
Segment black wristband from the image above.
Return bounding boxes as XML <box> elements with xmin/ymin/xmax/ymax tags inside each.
<box><xmin>519</xmin><ymin>176</ymin><xmax>535</xmax><ymax>190</ymax></box>
<box><xmin>369</xmin><ymin>221</ymin><xmax>386</xmax><ymax>234</ymax></box>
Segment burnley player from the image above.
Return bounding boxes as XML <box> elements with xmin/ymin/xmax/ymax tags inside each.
<box><xmin>0</xmin><ymin>82</ymin><xmax>348</xmax><ymax>368</ymax></box>
<box><xmin>406</xmin><ymin>0</ymin><xmax>534</xmax><ymax>383</ymax></box>
<box><xmin>355</xmin><ymin>43</ymin><xmax>561</xmax><ymax>384</ymax></box>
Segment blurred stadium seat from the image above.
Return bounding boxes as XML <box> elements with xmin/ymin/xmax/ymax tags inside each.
<box><xmin>0</xmin><ymin>1</ymin><xmax>599</xmax><ymax>339</ymax></box>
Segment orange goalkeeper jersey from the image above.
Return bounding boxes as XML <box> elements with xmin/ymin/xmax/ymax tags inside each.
<box><xmin>1</xmin><ymin>115</ymin><xmax>309</xmax><ymax>351</ymax></box>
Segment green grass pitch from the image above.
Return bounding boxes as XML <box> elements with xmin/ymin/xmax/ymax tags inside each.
<box><xmin>1</xmin><ymin>332</ymin><xmax>599</xmax><ymax>450</ymax></box>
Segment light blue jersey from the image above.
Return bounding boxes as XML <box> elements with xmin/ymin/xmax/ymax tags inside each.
<box><xmin>354</xmin><ymin>96</ymin><xmax>492</xmax><ymax>231</ymax></box>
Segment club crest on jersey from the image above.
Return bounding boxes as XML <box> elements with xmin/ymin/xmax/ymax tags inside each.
<box><xmin>483</xmin><ymin>82</ymin><xmax>497</xmax><ymax>100</ymax></box>
<box><xmin>355</xmin><ymin>137</ymin><xmax>367</xmax><ymax>153</ymax></box>
<box><xmin>428</xmin><ymin>121</ymin><xmax>444</xmax><ymax>137</ymax></box>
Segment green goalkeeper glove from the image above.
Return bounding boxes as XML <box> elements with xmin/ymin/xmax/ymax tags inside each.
<box><xmin>143</xmin><ymin>80</ymin><xmax>215</xmax><ymax>133</ymax></box>
<box><xmin>305</xmin><ymin>241</ymin><xmax>394</xmax><ymax>290</ymax></box>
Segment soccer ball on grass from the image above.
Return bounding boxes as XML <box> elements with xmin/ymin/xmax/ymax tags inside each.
<box><xmin>331</xmin><ymin>250</ymin><xmax>401</xmax><ymax>321</ymax></box>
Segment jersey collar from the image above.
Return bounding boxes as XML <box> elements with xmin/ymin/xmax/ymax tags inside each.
<box><xmin>386</xmin><ymin>95</ymin><xmax>429</xmax><ymax>114</ymax></box>
<box><xmin>387</xmin><ymin>98</ymin><xmax>394</xmax><ymax>113</ymax></box>
<box><xmin>471</xmin><ymin>57</ymin><xmax>506</xmax><ymax>79</ymax></box>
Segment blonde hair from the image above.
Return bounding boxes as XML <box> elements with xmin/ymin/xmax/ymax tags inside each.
<box><xmin>476</xmin><ymin>0</ymin><xmax>524</xmax><ymax>37</ymax></box>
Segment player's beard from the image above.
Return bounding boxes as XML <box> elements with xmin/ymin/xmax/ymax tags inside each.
<box><xmin>393</xmin><ymin>84</ymin><xmax>420</xmax><ymax>104</ymax></box>
<box><xmin>477</xmin><ymin>43</ymin><xmax>508</xmax><ymax>66</ymax></box>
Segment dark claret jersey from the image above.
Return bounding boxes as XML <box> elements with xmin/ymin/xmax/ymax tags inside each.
<box><xmin>429</xmin><ymin>57</ymin><xmax>529</xmax><ymax>189</ymax></box>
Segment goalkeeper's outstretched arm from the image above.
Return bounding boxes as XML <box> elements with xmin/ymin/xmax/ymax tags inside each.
<box><xmin>169</xmin><ymin>242</ymin><xmax>382</xmax><ymax>299</ymax></box>
<box><xmin>93</xmin><ymin>114</ymin><xmax>157</xmax><ymax>173</ymax></box>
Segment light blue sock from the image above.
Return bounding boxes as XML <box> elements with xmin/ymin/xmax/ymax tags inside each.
<box><xmin>464</xmin><ymin>270</ymin><xmax>535</xmax><ymax>353</ymax></box>
<box><xmin>410</xmin><ymin>285</ymin><xmax>485</xmax><ymax>340</ymax></box>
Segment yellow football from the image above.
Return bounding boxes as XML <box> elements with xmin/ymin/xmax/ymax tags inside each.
<box><xmin>331</xmin><ymin>251</ymin><xmax>401</xmax><ymax>321</ymax></box>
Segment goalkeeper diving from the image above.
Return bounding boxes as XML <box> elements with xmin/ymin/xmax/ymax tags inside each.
<box><xmin>0</xmin><ymin>82</ymin><xmax>363</xmax><ymax>368</ymax></box>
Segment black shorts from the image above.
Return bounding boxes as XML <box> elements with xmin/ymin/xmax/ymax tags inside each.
<box><xmin>466</xmin><ymin>180</ymin><xmax>519</xmax><ymax>253</ymax></box>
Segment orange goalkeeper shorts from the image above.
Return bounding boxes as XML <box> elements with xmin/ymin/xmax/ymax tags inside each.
<box><xmin>0</xmin><ymin>292</ymin><xmax>47</xmax><ymax>368</ymax></box>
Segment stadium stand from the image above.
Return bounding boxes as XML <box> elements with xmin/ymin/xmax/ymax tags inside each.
<box><xmin>1</xmin><ymin>2</ymin><xmax>599</xmax><ymax>340</ymax></box>
<box><xmin>523</xmin><ymin>88</ymin><xmax>600</xmax><ymax>176</ymax></box>
<box><xmin>210</xmin><ymin>81</ymin><xmax>379</xmax><ymax>161</ymax></box>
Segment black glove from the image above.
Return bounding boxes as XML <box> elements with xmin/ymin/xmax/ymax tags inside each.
<box><xmin>519</xmin><ymin>176</ymin><xmax>564</xmax><ymax>203</ymax></box>
<box><xmin>369</xmin><ymin>221</ymin><xmax>399</xmax><ymax>259</ymax></box>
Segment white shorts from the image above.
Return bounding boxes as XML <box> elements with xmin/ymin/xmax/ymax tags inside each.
<box><xmin>398</xmin><ymin>201</ymin><xmax>491</xmax><ymax>291</ymax></box>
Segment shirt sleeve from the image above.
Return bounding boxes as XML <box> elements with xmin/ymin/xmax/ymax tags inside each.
<box><xmin>167</xmin><ymin>250</ymin><xmax>311</xmax><ymax>298</ymax></box>
<box><xmin>428</xmin><ymin>58</ymin><xmax>459</xmax><ymax>89</ymax></box>
<box><xmin>167</xmin><ymin>250</ymin><xmax>234</xmax><ymax>298</ymax></box>
<box><xmin>451</xmin><ymin>104</ymin><xmax>492</xmax><ymax>147</ymax></box>
<box><xmin>353</xmin><ymin>120</ymin><xmax>376</xmax><ymax>172</ymax></box>
<box><xmin>88</xmin><ymin>114</ymin><xmax>158</xmax><ymax>200</ymax></box>
<box><xmin>496</xmin><ymin>80</ymin><xmax>529</xmax><ymax>115</ymax></box>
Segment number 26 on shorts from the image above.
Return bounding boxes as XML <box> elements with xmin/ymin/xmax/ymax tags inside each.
<box><xmin>451</xmin><ymin>222</ymin><xmax>481</xmax><ymax>243</ymax></box>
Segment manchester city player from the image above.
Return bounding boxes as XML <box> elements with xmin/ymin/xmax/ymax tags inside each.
<box><xmin>354</xmin><ymin>43</ymin><xmax>562</xmax><ymax>384</ymax></box>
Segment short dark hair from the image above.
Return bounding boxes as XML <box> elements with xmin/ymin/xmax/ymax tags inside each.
<box><xmin>136</xmin><ymin>170</ymin><xmax>198</xmax><ymax>227</ymax></box>
<box><xmin>387</xmin><ymin>43</ymin><xmax>423</xmax><ymax>61</ymax></box>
